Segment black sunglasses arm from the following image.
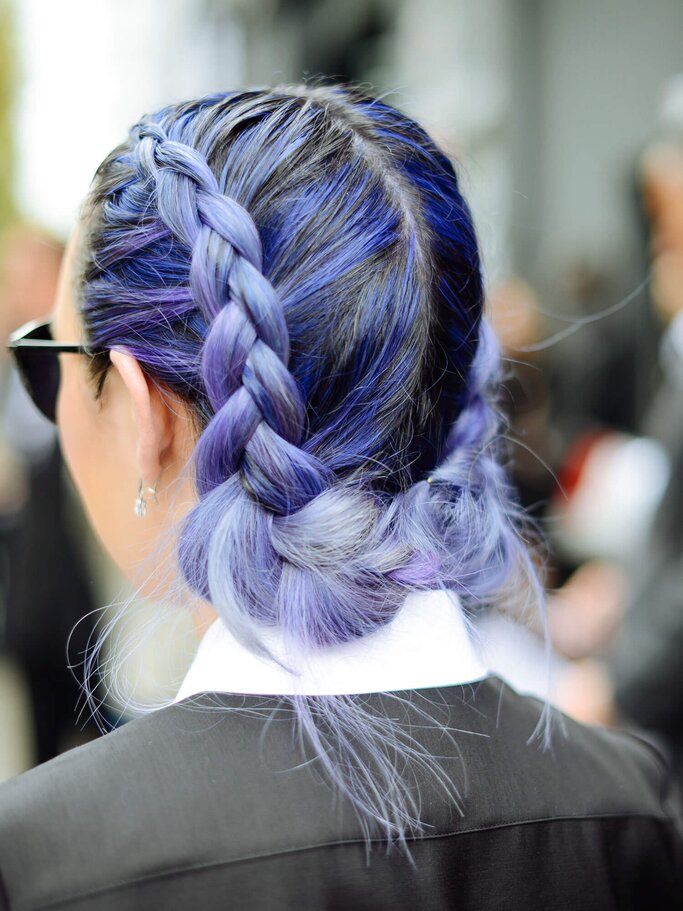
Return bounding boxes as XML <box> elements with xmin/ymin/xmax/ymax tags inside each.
<box><xmin>7</xmin><ymin>319</ymin><xmax>95</xmax><ymax>356</ymax></box>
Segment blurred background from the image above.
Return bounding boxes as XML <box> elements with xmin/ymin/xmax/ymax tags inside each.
<box><xmin>1</xmin><ymin>0</ymin><xmax>682</xmax><ymax>781</ymax></box>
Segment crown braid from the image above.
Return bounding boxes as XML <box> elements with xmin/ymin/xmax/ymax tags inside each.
<box><xmin>132</xmin><ymin>119</ymin><xmax>330</xmax><ymax>514</ymax></box>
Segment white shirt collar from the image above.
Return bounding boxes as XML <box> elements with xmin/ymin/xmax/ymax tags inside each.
<box><xmin>174</xmin><ymin>589</ymin><xmax>489</xmax><ymax>701</ymax></box>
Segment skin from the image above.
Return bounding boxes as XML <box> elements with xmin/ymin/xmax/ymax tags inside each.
<box><xmin>51</xmin><ymin>225</ymin><xmax>217</xmax><ymax>633</ymax></box>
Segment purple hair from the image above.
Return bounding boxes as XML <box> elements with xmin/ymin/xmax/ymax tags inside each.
<box><xmin>76</xmin><ymin>84</ymin><xmax>547</xmax><ymax>853</ymax></box>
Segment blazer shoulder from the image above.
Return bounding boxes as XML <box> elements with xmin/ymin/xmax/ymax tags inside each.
<box><xmin>0</xmin><ymin>703</ymin><xmax>229</xmax><ymax>910</ymax></box>
<box><xmin>0</xmin><ymin>703</ymin><xmax>184</xmax><ymax>820</ymax></box>
<box><xmin>480</xmin><ymin>676</ymin><xmax>681</xmax><ymax>825</ymax></box>
<box><xmin>0</xmin><ymin>697</ymin><xmax>366</xmax><ymax>910</ymax></box>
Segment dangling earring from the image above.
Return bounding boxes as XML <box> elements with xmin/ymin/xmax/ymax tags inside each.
<box><xmin>134</xmin><ymin>479</ymin><xmax>159</xmax><ymax>518</ymax></box>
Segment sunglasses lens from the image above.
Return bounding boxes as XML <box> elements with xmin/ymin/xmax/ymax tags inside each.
<box><xmin>12</xmin><ymin>348</ymin><xmax>59</xmax><ymax>422</ymax></box>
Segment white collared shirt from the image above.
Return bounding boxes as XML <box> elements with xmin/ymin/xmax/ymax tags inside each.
<box><xmin>174</xmin><ymin>588</ymin><xmax>489</xmax><ymax>701</ymax></box>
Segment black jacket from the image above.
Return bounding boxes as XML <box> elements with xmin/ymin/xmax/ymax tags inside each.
<box><xmin>0</xmin><ymin>676</ymin><xmax>681</xmax><ymax>910</ymax></box>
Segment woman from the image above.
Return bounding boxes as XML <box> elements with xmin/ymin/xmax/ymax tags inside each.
<box><xmin>1</xmin><ymin>84</ymin><xmax>681</xmax><ymax>910</ymax></box>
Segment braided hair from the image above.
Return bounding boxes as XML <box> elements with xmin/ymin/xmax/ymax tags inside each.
<box><xmin>77</xmin><ymin>85</ymin><xmax>546</xmax><ymax>851</ymax></box>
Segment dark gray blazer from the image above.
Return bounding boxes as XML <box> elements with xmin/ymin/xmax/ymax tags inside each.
<box><xmin>0</xmin><ymin>676</ymin><xmax>681</xmax><ymax>910</ymax></box>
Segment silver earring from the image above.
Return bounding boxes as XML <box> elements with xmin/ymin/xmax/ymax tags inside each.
<box><xmin>134</xmin><ymin>479</ymin><xmax>158</xmax><ymax>518</ymax></box>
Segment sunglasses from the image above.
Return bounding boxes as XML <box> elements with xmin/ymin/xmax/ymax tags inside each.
<box><xmin>6</xmin><ymin>318</ymin><xmax>107</xmax><ymax>423</ymax></box>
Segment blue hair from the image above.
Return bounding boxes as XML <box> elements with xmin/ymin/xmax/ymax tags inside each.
<box><xmin>76</xmin><ymin>84</ymin><xmax>547</xmax><ymax>855</ymax></box>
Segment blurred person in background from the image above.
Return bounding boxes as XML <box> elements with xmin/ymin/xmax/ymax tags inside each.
<box><xmin>487</xmin><ymin>276</ymin><xmax>558</xmax><ymax>524</ymax></box>
<box><xmin>549</xmin><ymin>77</ymin><xmax>683</xmax><ymax>779</ymax></box>
<box><xmin>0</xmin><ymin>85</ymin><xmax>680</xmax><ymax>909</ymax></box>
<box><xmin>0</xmin><ymin>224</ymin><xmax>97</xmax><ymax>773</ymax></box>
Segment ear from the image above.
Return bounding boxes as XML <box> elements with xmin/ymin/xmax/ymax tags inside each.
<box><xmin>108</xmin><ymin>349</ymin><xmax>176</xmax><ymax>485</ymax></box>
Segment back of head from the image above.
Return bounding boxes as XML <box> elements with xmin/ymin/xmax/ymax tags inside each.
<box><xmin>76</xmin><ymin>83</ymin><xmax>538</xmax><ymax>845</ymax></box>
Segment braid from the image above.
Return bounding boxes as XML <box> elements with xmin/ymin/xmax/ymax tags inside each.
<box><xmin>127</xmin><ymin>117</ymin><xmax>411</xmax><ymax>652</ymax></box>
<box><xmin>133</xmin><ymin>120</ymin><xmax>329</xmax><ymax>514</ymax></box>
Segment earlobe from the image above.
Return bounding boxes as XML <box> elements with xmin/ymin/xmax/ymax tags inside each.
<box><xmin>109</xmin><ymin>349</ymin><xmax>175</xmax><ymax>486</ymax></box>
